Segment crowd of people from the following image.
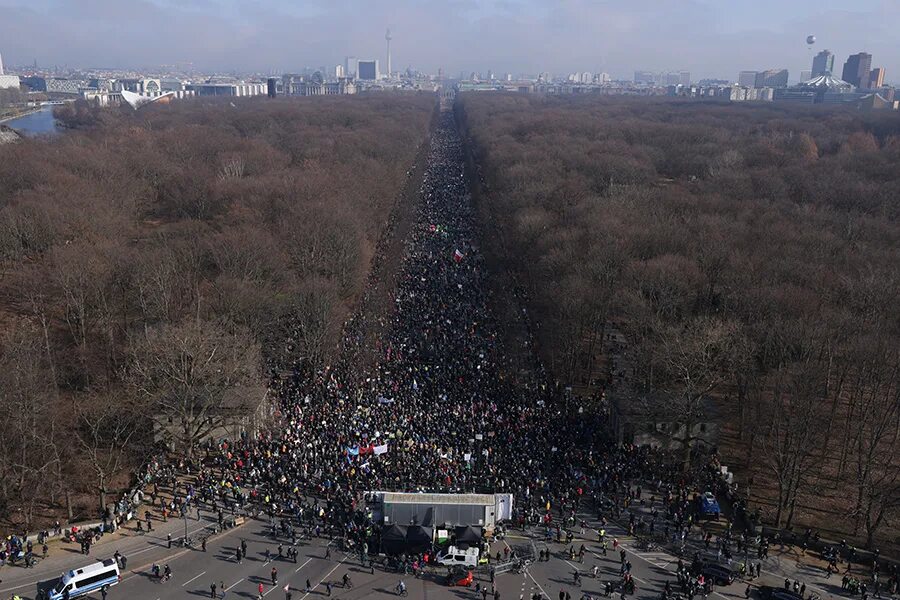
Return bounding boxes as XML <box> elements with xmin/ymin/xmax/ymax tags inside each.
<box><xmin>121</xmin><ymin>108</ymin><xmax>895</xmax><ymax>600</ymax></box>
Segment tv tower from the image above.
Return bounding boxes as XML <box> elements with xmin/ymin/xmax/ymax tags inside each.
<box><xmin>385</xmin><ymin>28</ymin><xmax>392</xmax><ymax>79</ymax></box>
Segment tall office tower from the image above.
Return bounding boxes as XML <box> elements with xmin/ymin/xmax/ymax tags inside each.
<box><xmin>0</xmin><ymin>52</ymin><xmax>4</xmax><ymax>75</ymax></box>
<box><xmin>841</xmin><ymin>52</ymin><xmax>872</xmax><ymax>88</ymax></box>
<box><xmin>679</xmin><ymin>71</ymin><xmax>691</xmax><ymax>86</ymax></box>
<box><xmin>345</xmin><ymin>56</ymin><xmax>358</xmax><ymax>78</ymax></box>
<box><xmin>357</xmin><ymin>59</ymin><xmax>380</xmax><ymax>80</ymax></box>
<box><xmin>385</xmin><ymin>28</ymin><xmax>392</xmax><ymax>79</ymax></box>
<box><xmin>869</xmin><ymin>67</ymin><xmax>885</xmax><ymax>89</ymax></box>
<box><xmin>335</xmin><ymin>64</ymin><xmax>345</xmax><ymax>78</ymax></box>
<box><xmin>811</xmin><ymin>49</ymin><xmax>834</xmax><ymax>77</ymax></box>
<box><xmin>738</xmin><ymin>71</ymin><xmax>758</xmax><ymax>87</ymax></box>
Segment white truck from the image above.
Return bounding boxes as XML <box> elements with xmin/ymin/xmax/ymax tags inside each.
<box><xmin>437</xmin><ymin>546</ymin><xmax>480</xmax><ymax>568</ymax></box>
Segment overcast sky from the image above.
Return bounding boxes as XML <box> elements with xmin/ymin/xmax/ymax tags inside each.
<box><xmin>1</xmin><ymin>0</ymin><xmax>897</xmax><ymax>82</ymax></box>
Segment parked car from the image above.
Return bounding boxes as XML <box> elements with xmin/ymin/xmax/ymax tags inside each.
<box><xmin>698</xmin><ymin>491</ymin><xmax>721</xmax><ymax>519</ymax></box>
<box><xmin>758</xmin><ymin>586</ymin><xmax>803</xmax><ymax>600</ymax></box>
<box><xmin>445</xmin><ymin>566</ymin><xmax>474</xmax><ymax>587</ymax></box>
<box><xmin>701</xmin><ymin>563</ymin><xmax>735</xmax><ymax>586</ymax></box>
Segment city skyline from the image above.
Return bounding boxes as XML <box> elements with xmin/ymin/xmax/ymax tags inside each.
<box><xmin>0</xmin><ymin>0</ymin><xmax>897</xmax><ymax>83</ymax></box>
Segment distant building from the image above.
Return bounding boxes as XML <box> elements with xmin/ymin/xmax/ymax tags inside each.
<box><xmin>345</xmin><ymin>56</ymin><xmax>358</xmax><ymax>79</ymax></box>
<box><xmin>775</xmin><ymin>74</ymin><xmax>859</xmax><ymax>104</ymax></box>
<box><xmin>357</xmin><ymin>59</ymin><xmax>380</xmax><ymax>81</ymax></box>
<box><xmin>335</xmin><ymin>64</ymin><xmax>345</xmax><ymax>78</ymax></box>
<box><xmin>698</xmin><ymin>78</ymin><xmax>730</xmax><ymax>86</ymax></box>
<box><xmin>267</xmin><ymin>78</ymin><xmax>277</xmax><ymax>98</ymax></box>
<box><xmin>608</xmin><ymin>390</ymin><xmax>720</xmax><ymax>451</ymax></box>
<box><xmin>800</xmin><ymin>70</ymin><xmax>812</xmax><ymax>82</ymax></box>
<box><xmin>738</xmin><ymin>71</ymin><xmax>758</xmax><ymax>87</ymax></box>
<box><xmin>0</xmin><ymin>51</ymin><xmax>5</xmax><ymax>75</ymax></box>
<box><xmin>755</xmin><ymin>69</ymin><xmax>788</xmax><ymax>88</ymax></box>
<box><xmin>634</xmin><ymin>70</ymin><xmax>656</xmax><ymax>84</ymax></box>
<box><xmin>679</xmin><ymin>71</ymin><xmax>691</xmax><ymax>86</ymax></box>
<box><xmin>842</xmin><ymin>52</ymin><xmax>872</xmax><ymax>88</ymax></box>
<box><xmin>0</xmin><ymin>75</ymin><xmax>19</xmax><ymax>89</ymax></box>
<box><xmin>811</xmin><ymin>50</ymin><xmax>834</xmax><ymax>77</ymax></box>
<box><xmin>869</xmin><ymin>67</ymin><xmax>885</xmax><ymax>89</ymax></box>
<box><xmin>187</xmin><ymin>82</ymin><xmax>265</xmax><ymax>97</ymax></box>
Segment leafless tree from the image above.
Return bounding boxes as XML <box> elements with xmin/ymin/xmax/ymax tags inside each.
<box><xmin>126</xmin><ymin>320</ymin><xmax>264</xmax><ymax>459</ymax></box>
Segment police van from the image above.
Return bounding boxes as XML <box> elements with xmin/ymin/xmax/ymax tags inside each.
<box><xmin>49</xmin><ymin>558</ymin><xmax>120</xmax><ymax>599</ymax></box>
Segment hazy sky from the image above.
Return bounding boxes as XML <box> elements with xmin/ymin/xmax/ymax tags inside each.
<box><xmin>1</xmin><ymin>0</ymin><xmax>897</xmax><ymax>82</ymax></box>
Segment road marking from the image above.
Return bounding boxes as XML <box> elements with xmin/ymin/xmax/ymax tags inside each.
<box><xmin>225</xmin><ymin>578</ymin><xmax>244</xmax><ymax>591</ymax></box>
<box><xmin>295</xmin><ymin>557</ymin><xmax>312</xmax><ymax>573</ymax></box>
<box><xmin>526</xmin><ymin>569</ymin><xmax>550</xmax><ymax>599</ymax></box>
<box><xmin>182</xmin><ymin>570</ymin><xmax>207</xmax><ymax>586</ymax></box>
<box><xmin>300</xmin><ymin>555</ymin><xmax>347</xmax><ymax>600</ymax></box>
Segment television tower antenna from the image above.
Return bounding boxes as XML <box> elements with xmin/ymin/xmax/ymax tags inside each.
<box><xmin>385</xmin><ymin>28</ymin><xmax>392</xmax><ymax>79</ymax></box>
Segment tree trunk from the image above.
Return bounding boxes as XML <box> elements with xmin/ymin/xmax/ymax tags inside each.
<box><xmin>66</xmin><ymin>490</ymin><xmax>74</xmax><ymax>520</ymax></box>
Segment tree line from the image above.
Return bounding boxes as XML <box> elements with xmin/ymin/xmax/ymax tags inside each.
<box><xmin>456</xmin><ymin>93</ymin><xmax>900</xmax><ymax>549</ymax></box>
<box><xmin>0</xmin><ymin>94</ymin><xmax>435</xmax><ymax>527</ymax></box>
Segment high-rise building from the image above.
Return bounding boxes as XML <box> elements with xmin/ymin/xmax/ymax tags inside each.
<box><xmin>345</xmin><ymin>56</ymin><xmax>358</xmax><ymax>78</ymax></box>
<box><xmin>679</xmin><ymin>71</ymin><xmax>691</xmax><ymax>86</ymax></box>
<box><xmin>738</xmin><ymin>71</ymin><xmax>758</xmax><ymax>87</ymax></box>
<box><xmin>800</xmin><ymin>70</ymin><xmax>812</xmax><ymax>82</ymax></box>
<box><xmin>0</xmin><ymin>51</ymin><xmax>4</xmax><ymax>75</ymax></box>
<box><xmin>335</xmin><ymin>64</ymin><xmax>345</xmax><ymax>78</ymax></box>
<box><xmin>357</xmin><ymin>59</ymin><xmax>380</xmax><ymax>81</ymax></box>
<box><xmin>841</xmin><ymin>52</ymin><xmax>872</xmax><ymax>88</ymax></box>
<box><xmin>869</xmin><ymin>67</ymin><xmax>885</xmax><ymax>89</ymax></box>
<box><xmin>266</xmin><ymin>78</ymin><xmax>277</xmax><ymax>98</ymax></box>
<box><xmin>811</xmin><ymin>50</ymin><xmax>834</xmax><ymax>77</ymax></box>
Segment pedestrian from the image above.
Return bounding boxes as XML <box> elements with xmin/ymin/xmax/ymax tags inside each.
<box><xmin>306</xmin><ymin>579</ymin><xmax>312</xmax><ymax>593</ymax></box>
<box><xmin>167</xmin><ymin>533</ymin><xmax>172</xmax><ymax>549</ymax></box>
<box><xmin>326</xmin><ymin>582</ymin><xmax>332</xmax><ymax>596</ymax></box>
<box><xmin>211</xmin><ymin>582</ymin><xmax>218</xmax><ymax>598</ymax></box>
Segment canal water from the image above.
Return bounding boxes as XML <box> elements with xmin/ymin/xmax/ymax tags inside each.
<box><xmin>4</xmin><ymin>107</ymin><xmax>62</xmax><ymax>136</ymax></box>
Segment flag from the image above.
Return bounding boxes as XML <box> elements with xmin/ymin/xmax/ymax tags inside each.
<box><xmin>374</xmin><ymin>443</ymin><xmax>388</xmax><ymax>455</ymax></box>
<box><xmin>348</xmin><ymin>446</ymin><xmax>360</xmax><ymax>456</ymax></box>
<box><xmin>453</xmin><ymin>249</ymin><xmax>464</xmax><ymax>263</ymax></box>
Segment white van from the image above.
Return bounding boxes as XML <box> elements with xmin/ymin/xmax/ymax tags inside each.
<box><xmin>49</xmin><ymin>558</ymin><xmax>120</xmax><ymax>600</ymax></box>
<box><xmin>437</xmin><ymin>546</ymin><xmax>480</xmax><ymax>568</ymax></box>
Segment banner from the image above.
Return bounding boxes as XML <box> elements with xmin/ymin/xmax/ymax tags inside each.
<box><xmin>374</xmin><ymin>443</ymin><xmax>389</xmax><ymax>456</ymax></box>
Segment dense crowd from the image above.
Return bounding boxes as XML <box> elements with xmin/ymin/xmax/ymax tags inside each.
<box><xmin>178</xmin><ymin>110</ymin><xmax>657</xmax><ymax>547</ymax></box>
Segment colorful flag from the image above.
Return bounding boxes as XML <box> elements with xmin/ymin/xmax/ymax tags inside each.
<box><xmin>374</xmin><ymin>443</ymin><xmax>389</xmax><ymax>455</ymax></box>
<box><xmin>453</xmin><ymin>249</ymin><xmax>464</xmax><ymax>263</ymax></box>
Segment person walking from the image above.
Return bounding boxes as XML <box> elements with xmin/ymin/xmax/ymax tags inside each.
<box><xmin>211</xmin><ymin>582</ymin><xmax>218</xmax><ymax>598</ymax></box>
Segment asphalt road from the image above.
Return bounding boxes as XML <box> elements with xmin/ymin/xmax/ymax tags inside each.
<box><xmin>0</xmin><ymin>512</ymin><xmax>773</xmax><ymax>600</ymax></box>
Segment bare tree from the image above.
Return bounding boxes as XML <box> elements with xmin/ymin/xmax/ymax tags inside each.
<box><xmin>760</xmin><ymin>352</ymin><xmax>831</xmax><ymax>528</ymax></box>
<box><xmin>647</xmin><ymin>317</ymin><xmax>739</xmax><ymax>470</ymax></box>
<box><xmin>73</xmin><ymin>391</ymin><xmax>142</xmax><ymax>512</ymax></box>
<box><xmin>126</xmin><ymin>320</ymin><xmax>264</xmax><ymax>459</ymax></box>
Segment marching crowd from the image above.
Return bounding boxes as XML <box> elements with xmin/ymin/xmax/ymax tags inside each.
<box><xmin>128</xmin><ymin>110</ymin><xmax>895</xmax><ymax>600</ymax></box>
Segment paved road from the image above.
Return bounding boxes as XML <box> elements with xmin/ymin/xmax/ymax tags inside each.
<box><xmin>0</xmin><ymin>511</ymin><xmax>807</xmax><ymax>600</ymax></box>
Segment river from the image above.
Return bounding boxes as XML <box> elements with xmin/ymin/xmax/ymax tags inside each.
<box><xmin>4</xmin><ymin>107</ymin><xmax>62</xmax><ymax>137</ymax></box>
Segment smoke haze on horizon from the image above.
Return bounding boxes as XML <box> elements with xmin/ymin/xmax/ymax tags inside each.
<box><xmin>0</xmin><ymin>0</ymin><xmax>897</xmax><ymax>82</ymax></box>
